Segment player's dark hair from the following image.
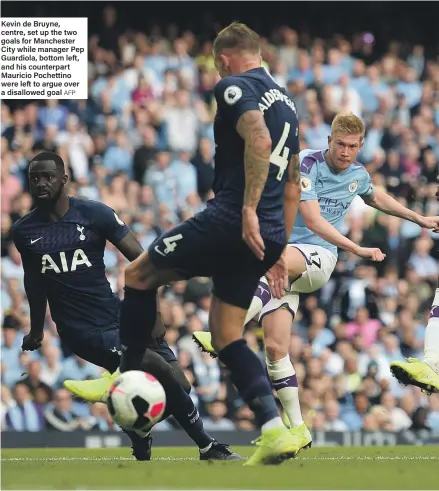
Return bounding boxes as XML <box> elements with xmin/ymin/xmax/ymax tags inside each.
<box><xmin>213</xmin><ymin>22</ymin><xmax>260</xmax><ymax>57</ymax></box>
<box><xmin>29</xmin><ymin>151</ymin><xmax>65</xmax><ymax>174</ymax></box>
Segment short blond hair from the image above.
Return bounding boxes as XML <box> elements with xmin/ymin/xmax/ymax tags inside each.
<box><xmin>213</xmin><ymin>22</ymin><xmax>260</xmax><ymax>57</ymax></box>
<box><xmin>331</xmin><ymin>112</ymin><xmax>365</xmax><ymax>137</ymax></box>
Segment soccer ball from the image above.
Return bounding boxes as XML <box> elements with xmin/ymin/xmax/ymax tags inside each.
<box><xmin>107</xmin><ymin>370</ymin><xmax>166</xmax><ymax>433</ymax></box>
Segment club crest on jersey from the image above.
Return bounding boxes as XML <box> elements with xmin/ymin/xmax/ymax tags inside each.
<box><xmin>349</xmin><ymin>181</ymin><xmax>359</xmax><ymax>193</ymax></box>
<box><xmin>301</xmin><ymin>176</ymin><xmax>312</xmax><ymax>192</ymax></box>
<box><xmin>77</xmin><ymin>225</ymin><xmax>85</xmax><ymax>241</ymax></box>
<box><xmin>224</xmin><ymin>85</ymin><xmax>242</xmax><ymax>105</ymax></box>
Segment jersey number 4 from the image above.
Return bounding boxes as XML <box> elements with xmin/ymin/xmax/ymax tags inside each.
<box><xmin>154</xmin><ymin>234</ymin><xmax>183</xmax><ymax>257</ymax></box>
<box><xmin>271</xmin><ymin>122</ymin><xmax>291</xmax><ymax>181</ymax></box>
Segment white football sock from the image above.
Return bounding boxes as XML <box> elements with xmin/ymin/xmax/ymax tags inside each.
<box><xmin>423</xmin><ymin>289</ymin><xmax>439</xmax><ymax>373</ymax></box>
<box><xmin>266</xmin><ymin>355</ymin><xmax>303</xmax><ymax>427</ymax></box>
<box><xmin>261</xmin><ymin>416</ymin><xmax>284</xmax><ymax>432</ymax></box>
<box><xmin>245</xmin><ymin>278</ymin><xmax>271</xmax><ymax>325</ymax></box>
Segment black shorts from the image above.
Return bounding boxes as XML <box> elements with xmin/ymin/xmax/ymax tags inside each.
<box><xmin>60</xmin><ymin>328</ymin><xmax>177</xmax><ymax>373</ymax></box>
<box><xmin>148</xmin><ymin>210</ymin><xmax>284</xmax><ymax>309</ymax></box>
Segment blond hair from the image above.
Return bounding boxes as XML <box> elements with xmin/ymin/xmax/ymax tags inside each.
<box><xmin>213</xmin><ymin>22</ymin><xmax>260</xmax><ymax>57</ymax></box>
<box><xmin>331</xmin><ymin>112</ymin><xmax>365</xmax><ymax>137</ymax></box>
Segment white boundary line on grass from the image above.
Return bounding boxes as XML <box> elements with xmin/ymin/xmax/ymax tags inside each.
<box><xmin>2</xmin><ymin>455</ymin><xmax>439</xmax><ymax>462</ymax></box>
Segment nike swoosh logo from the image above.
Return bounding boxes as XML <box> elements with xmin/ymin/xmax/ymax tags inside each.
<box><xmin>154</xmin><ymin>246</ymin><xmax>166</xmax><ymax>257</ymax></box>
<box><xmin>30</xmin><ymin>237</ymin><xmax>43</xmax><ymax>244</ymax></box>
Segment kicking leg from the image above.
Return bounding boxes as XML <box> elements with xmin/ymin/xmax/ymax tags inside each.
<box><xmin>119</xmin><ymin>251</ymin><xmax>182</xmax><ymax>371</ymax></box>
<box><xmin>140</xmin><ymin>348</ymin><xmax>242</xmax><ymax>460</ymax></box>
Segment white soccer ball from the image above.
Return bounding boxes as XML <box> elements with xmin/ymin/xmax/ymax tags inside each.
<box><xmin>107</xmin><ymin>370</ymin><xmax>166</xmax><ymax>432</ymax></box>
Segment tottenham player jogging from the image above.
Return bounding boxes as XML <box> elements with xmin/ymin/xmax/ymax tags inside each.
<box><xmin>192</xmin><ymin>112</ymin><xmax>439</xmax><ymax>447</ymax></box>
<box><xmin>13</xmin><ymin>151</ymin><xmax>241</xmax><ymax>462</ymax></box>
<box><xmin>115</xmin><ymin>22</ymin><xmax>303</xmax><ymax>466</ymax></box>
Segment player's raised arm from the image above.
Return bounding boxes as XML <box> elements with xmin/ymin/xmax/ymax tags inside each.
<box><xmin>13</xmin><ymin>226</ymin><xmax>47</xmax><ymax>351</ymax></box>
<box><xmin>363</xmin><ymin>188</ymin><xmax>439</xmax><ymax>232</ymax></box>
<box><xmin>300</xmin><ymin>200</ymin><xmax>385</xmax><ymax>261</ymax></box>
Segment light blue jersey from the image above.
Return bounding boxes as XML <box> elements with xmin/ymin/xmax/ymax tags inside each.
<box><xmin>289</xmin><ymin>149</ymin><xmax>375</xmax><ymax>257</ymax></box>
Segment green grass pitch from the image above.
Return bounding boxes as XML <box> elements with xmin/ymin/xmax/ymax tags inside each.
<box><xmin>2</xmin><ymin>446</ymin><xmax>439</xmax><ymax>489</ymax></box>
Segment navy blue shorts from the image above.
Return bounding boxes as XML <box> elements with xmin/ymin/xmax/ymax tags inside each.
<box><xmin>60</xmin><ymin>328</ymin><xmax>176</xmax><ymax>373</ymax></box>
<box><xmin>148</xmin><ymin>210</ymin><xmax>284</xmax><ymax>309</ymax></box>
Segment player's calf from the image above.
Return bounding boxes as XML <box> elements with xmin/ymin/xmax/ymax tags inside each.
<box><xmin>210</xmin><ymin>296</ymin><xmax>284</xmax><ymax>430</ymax></box>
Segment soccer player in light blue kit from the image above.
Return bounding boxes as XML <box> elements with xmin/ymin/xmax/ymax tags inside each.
<box><xmin>193</xmin><ymin>112</ymin><xmax>439</xmax><ymax>451</ymax></box>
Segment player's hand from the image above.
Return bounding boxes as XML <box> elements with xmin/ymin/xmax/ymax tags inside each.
<box><xmin>416</xmin><ymin>215</ymin><xmax>439</xmax><ymax>233</ymax></box>
<box><xmin>242</xmin><ymin>207</ymin><xmax>265</xmax><ymax>260</ymax></box>
<box><xmin>355</xmin><ymin>247</ymin><xmax>386</xmax><ymax>262</ymax></box>
<box><xmin>266</xmin><ymin>250</ymin><xmax>288</xmax><ymax>299</ymax></box>
<box><xmin>22</xmin><ymin>331</ymin><xmax>43</xmax><ymax>351</ymax></box>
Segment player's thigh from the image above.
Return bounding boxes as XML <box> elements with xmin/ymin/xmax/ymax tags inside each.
<box><xmin>258</xmin><ymin>245</ymin><xmax>335</xmax><ymax>331</ymax></box>
<box><xmin>152</xmin><ymin>338</ymin><xmax>177</xmax><ymax>364</ymax></box>
<box><xmin>126</xmin><ymin>251</ymin><xmax>184</xmax><ymax>291</ymax></box>
<box><xmin>62</xmin><ymin>328</ymin><xmax>121</xmax><ymax>373</ymax></box>
<box><xmin>285</xmin><ymin>245</ymin><xmax>307</xmax><ymax>280</ymax></box>
<box><xmin>145</xmin><ymin>212</ymin><xmax>217</xmax><ymax>287</ymax></box>
<box><xmin>288</xmin><ymin>244</ymin><xmax>337</xmax><ymax>293</ymax></box>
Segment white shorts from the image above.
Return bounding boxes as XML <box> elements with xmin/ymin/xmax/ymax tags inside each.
<box><xmin>259</xmin><ymin>244</ymin><xmax>337</xmax><ymax>321</ymax></box>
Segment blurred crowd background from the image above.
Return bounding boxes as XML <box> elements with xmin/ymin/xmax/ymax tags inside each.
<box><xmin>2</xmin><ymin>3</ymin><xmax>439</xmax><ymax>434</ymax></box>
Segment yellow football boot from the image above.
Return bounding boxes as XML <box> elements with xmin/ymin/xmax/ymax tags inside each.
<box><xmin>390</xmin><ymin>358</ymin><xmax>439</xmax><ymax>395</ymax></box>
<box><xmin>64</xmin><ymin>369</ymin><xmax>120</xmax><ymax>403</ymax></box>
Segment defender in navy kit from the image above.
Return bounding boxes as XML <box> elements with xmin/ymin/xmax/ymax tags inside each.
<box><xmin>118</xmin><ymin>22</ymin><xmax>303</xmax><ymax>465</ymax></box>
<box><xmin>13</xmin><ymin>151</ymin><xmax>241</xmax><ymax>462</ymax></box>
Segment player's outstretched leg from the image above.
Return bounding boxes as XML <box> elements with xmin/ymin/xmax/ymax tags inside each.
<box><xmin>119</xmin><ymin>251</ymin><xmax>242</xmax><ymax>460</ymax></box>
<box><xmin>209</xmin><ymin>296</ymin><xmax>302</xmax><ymax>466</ymax></box>
<box><xmin>140</xmin><ymin>348</ymin><xmax>242</xmax><ymax>460</ymax></box>
<box><xmin>193</xmin><ymin>278</ymin><xmax>272</xmax><ymax>358</ymax></box>
<box><xmin>390</xmin><ymin>288</ymin><xmax>439</xmax><ymax>394</ymax></box>
<box><xmin>262</xmin><ymin>303</ymin><xmax>312</xmax><ymax>452</ymax></box>
<box><xmin>118</xmin><ymin>251</ymin><xmax>181</xmax><ymax>371</ymax></box>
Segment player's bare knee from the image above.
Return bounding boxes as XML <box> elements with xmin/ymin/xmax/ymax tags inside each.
<box><xmin>264</xmin><ymin>335</ymin><xmax>288</xmax><ymax>362</ymax></box>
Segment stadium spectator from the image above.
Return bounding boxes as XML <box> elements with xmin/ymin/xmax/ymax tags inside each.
<box><xmin>5</xmin><ymin>383</ymin><xmax>45</xmax><ymax>432</ymax></box>
<box><xmin>44</xmin><ymin>389</ymin><xmax>90</xmax><ymax>432</ymax></box>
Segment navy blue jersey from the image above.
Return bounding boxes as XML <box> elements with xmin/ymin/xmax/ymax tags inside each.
<box><xmin>207</xmin><ymin>67</ymin><xmax>300</xmax><ymax>244</ymax></box>
<box><xmin>12</xmin><ymin>198</ymin><xmax>130</xmax><ymax>334</ymax></box>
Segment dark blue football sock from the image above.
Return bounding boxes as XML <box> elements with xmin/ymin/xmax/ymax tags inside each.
<box><xmin>218</xmin><ymin>339</ymin><xmax>279</xmax><ymax>427</ymax></box>
<box><xmin>119</xmin><ymin>287</ymin><xmax>157</xmax><ymax>372</ymax></box>
<box><xmin>169</xmin><ymin>391</ymin><xmax>214</xmax><ymax>449</ymax></box>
